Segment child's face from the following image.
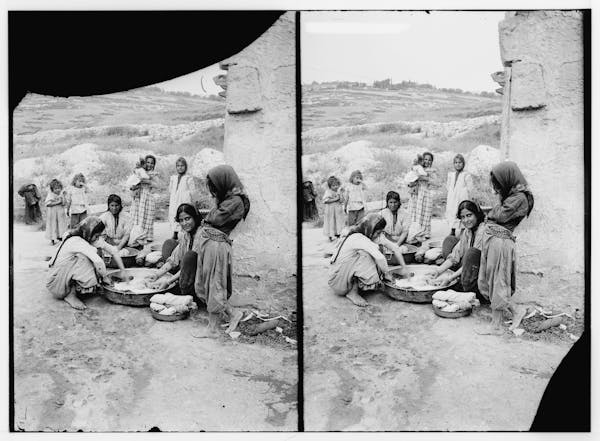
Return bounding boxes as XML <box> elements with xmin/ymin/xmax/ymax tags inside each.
<box><xmin>145</xmin><ymin>157</ymin><xmax>155</xmax><ymax>171</ymax></box>
<box><xmin>176</xmin><ymin>161</ymin><xmax>186</xmax><ymax>174</ymax></box>
<box><xmin>52</xmin><ymin>186</ymin><xmax>62</xmax><ymax>195</ymax></box>
<box><xmin>331</xmin><ymin>182</ymin><xmax>340</xmax><ymax>192</ymax></box>
<box><xmin>75</xmin><ymin>179</ymin><xmax>84</xmax><ymax>187</ymax></box>
<box><xmin>454</xmin><ymin>158</ymin><xmax>465</xmax><ymax>172</ymax></box>
<box><xmin>423</xmin><ymin>155</ymin><xmax>433</xmax><ymax>168</ymax></box>
<box><xmin>352</xmin><ymin>175</ymin><xmax>362</xmax><ymax>185</ymax></box>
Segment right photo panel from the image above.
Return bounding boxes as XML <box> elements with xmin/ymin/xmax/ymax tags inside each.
<box><xmin>301</xmin><ymin>10</ymin><xmax>587</xmax><ymax>431</ymax></box>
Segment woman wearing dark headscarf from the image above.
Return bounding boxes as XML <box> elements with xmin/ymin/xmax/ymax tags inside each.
<box><xmin>168</xmin><ymin>157</ymin><xmax>198</xmax><ymax>240</ymax></box>
<box><xmin>479</xmin><ymin>161</ymin><xmax>534</xmax><ymax>332</ymax></box>
<box><xmin>99</xmin><ymin>194</ymin><xmax>132</xmax><ymax>250</ymax></box>
<box><xmin>445</xmin><ymin>154</ymin><xmax>473</xmax><ymax>236</ymax></box>
<box><xmin>46</xmin><ymin>217</ymin><xmax>126</xmax><ymax>310</ymax></box>
<box><xmin>329</xmin><ymin>213</ymin><xmax>407</xmax><ymax>307</ymax></box>
<box><xmin>18</xmin><ymin>183</ymin><xmax>42</xmax><ymax>224</ymax></box>
<box><xmin>194</xmin><ymin>165</ymin><xmax>250</xmax><ymax>335</ymax></box>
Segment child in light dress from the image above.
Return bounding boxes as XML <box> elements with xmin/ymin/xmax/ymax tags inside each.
<box><xmin>66</xmin><ymin>173</ymin><xmax>89</xmax><ymax>228</ymax></box>
<box><xmin>345</xmin><ymin>170</ymin><xmax>367</xmax><ymax>226</ymax></box>
<box><xmin>45</xmin><ymin>179</ymin><xmax>68</xmax><ymax>245</ymax></box>
<box><xmin>404</xmin><ymin>154</ymin><xmax>428</xmax><ymax>195</ymax></box>
<box><xmin>126</xmin><ymin>157</ymin><xmax>150</xmax><ymax>200</ymax></box>
<box><xmin>322</xmin><ymin>175</ymin><xmax>346</xmax><ymax>241</ymax></box>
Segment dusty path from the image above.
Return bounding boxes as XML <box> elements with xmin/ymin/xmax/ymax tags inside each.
<box><xmin>302</xmin><ymin>223</ymin><xmax>572</xmax><ymax>431</ymax></box>
<box><xmin>12</xmin><ymin>222</ymin><xmax>297</xmax><ymax>432</ymax></box>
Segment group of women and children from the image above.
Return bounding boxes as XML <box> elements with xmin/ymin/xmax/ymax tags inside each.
<box><xmin>318</xmin><ymin>152</ymin><xmax>534</xmax><ymax>333</ymax></box>
<box><xmin>41</xmin><ymin>155</ymin><xmax>250</xmax><ymax>336</ymax></box>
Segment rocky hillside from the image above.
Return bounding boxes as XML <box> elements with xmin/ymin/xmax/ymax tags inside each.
<box><xmin>302</xmin><ymin>86</ymin><xmax>504</xmax><ymax>218</ymax></box>
<box><xmin>12</xmin><ymin>88</ymin><xmax>226</xmax><ymax>221</ymax></box>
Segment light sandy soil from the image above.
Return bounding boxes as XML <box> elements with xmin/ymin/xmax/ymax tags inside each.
<box><xmin>12</xmin><ymin>221</ymin><xmax>297</xmax><ymax>432</ymax></box>
<box><xmin>302</xmin><ymin>221</ymin><xmax>573</xmax><ymax>431</ymax></box>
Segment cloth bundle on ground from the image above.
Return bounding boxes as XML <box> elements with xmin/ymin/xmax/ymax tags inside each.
<box><xmin>144</xmin><ymin>250</ymin><xmax>163</xmax><ymax>265</ymax></box>
<box><xmin>127</xmin><ymin>225</ymin><xmax>147</xmax><ymax>247</ymax></box>
<box><xmin>149</xmin><ymin>293</ymin><xmax>197</xmax><ymax>315</ymax></box>
<box><xmin>432</xmin><ymin>289</ymin><xmax>480</xmax><ymax>312</ymax></box>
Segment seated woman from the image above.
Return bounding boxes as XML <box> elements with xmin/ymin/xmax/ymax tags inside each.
<box><xmin>98</xmin><ymin>194</ymin><xmax>132</xmax><ymax>250</ymax></box>
<box><xmin>46</xmin><ymin>217</ymin><xmax>126</xmax><ymax>310</ymax></box>
<box><xmin>379</xmin><ymin>191</ymin><xmax>408</xmax><ymax>245</ymax></box>
<box><xmin>427</xmin><ymin>200</ymin><xmax>485</xmax><ymax>299</ymax></box>
<box><xmin>328</xmin><ymin>213</ymin><xmax>408</xmax><ymax>307</ymax></box>
<box><xmin>147</xmin><ymin>203</ymin><xmax>202</xmax><ymax>299</ymax></box>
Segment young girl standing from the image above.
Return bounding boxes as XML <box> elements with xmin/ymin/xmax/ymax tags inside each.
<box><xmin>322</xmin><ymin>175</ymin><xmax>345</xmax><ymax>241</ymax></box>
<box><xmin>478</xmin><ymin>161</ymin><xmax>534</xmax><ymax>333</ymax></box>
<box><xmin>346</xmin><ymin>170</ymin><xmax>367</xmax><ymax>226</ymax></box>
<box><xmin>45</xmin><ymin>179</ymin><xmax>68</xmax><ymax>245</ymax></box>
<box><xmin>66</xmin><ymin>173</ymin><xmax>89</xmax><ymax>228</ymax></box>
<box><xmin>168</xmin><ymin>157</ymin><xmax>197</xmax><ymax>240</ymax></box>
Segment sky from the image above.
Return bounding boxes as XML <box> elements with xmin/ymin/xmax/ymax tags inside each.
<box><xmin>301</xmin><ymin>11</ymin><xmax>506</xmax><ymax>93</ymax></box>
<box><xmin>154</xmin><ymin>63</ymin><xmax>224</xmax><ymax>96</ymax></box>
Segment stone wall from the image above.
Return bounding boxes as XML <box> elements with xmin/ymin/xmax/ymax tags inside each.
<box><xmin>216</xmin><ymin>12</ymin><xmax>296</xmax><ymax>277</ymax></box>
<box><xmin>497</xmin><ymin>11</ymin><xmax>584</xmax><ymax>309</ymax></box>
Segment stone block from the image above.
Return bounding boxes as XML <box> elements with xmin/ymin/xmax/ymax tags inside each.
<box><xmin>225</xmin><ymin>65</ymin><xmax>262</xmax><ymax>114</ymax></box>
<box><xmin>510</xmin><ymin>62</ymin><xmax>546</xmax><ymax>110</ymax></box>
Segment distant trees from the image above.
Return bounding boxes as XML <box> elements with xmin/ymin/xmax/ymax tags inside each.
<box><xmin>303</xmin><ymin>79</ymin><xmax>497</xmax><ymax>98</ymax></box>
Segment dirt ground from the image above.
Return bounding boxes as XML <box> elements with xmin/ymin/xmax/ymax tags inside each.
<box><xmin>12</xmin><ymin>221</ymin><xmax>297</xmax><ymax>432</ymax></box>
<box><xmin>302</xmin><ymin>221</ymin><xmax>578</xmax><ymax>431</ymax></box>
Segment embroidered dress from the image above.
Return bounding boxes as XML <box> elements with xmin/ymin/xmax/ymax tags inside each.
<box><xmin>130</xmin><ymin>172</ymin><xmax>156</xmax><ymax>243</ymax></box>
<box><xmin>408</xmin><ymin>167</ymin><xmax>434</xmax><ymax>237</ymax></box>
<box><xmin>99</xmin><ymin>211</ymin><xmax>131</xmax><ymax>245</ymax></box>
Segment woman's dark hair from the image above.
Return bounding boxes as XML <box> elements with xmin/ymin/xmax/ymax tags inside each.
<box><xmin>107</xmin><ymin>194</ymin><xmax>123</xmax><ymax>212</ymax></box>
<box><xmin>423</xmin><ymin>152</ymin><xmax>434</xmax><ymax>162</ymax></box>
<box><xmin>385</xmin><ymin>191</ymin><xmax>401</xmax><ymax>210</ymax></box>
<box><xmin>145</xmin><ymin>154</ymin><xmax>157</xmax><ymax>169</ymax></box>
<box><xmin>373</xmin><ymin>217</ymin><xmax>387</xmax><ymax>235</ymax></box>
<box><xmin>90</xmin><ymin>221</ymin><xmax>106</xmax><ymax>239</ymax></box>
<box><xmin>207</xmin><ymin>176</ymin><xmax>218</xmax><ymax>197</ymax></box>
<box><xmin>456</xmin><ymin>200</ymin><xmax>485</xmax><ymax>225</ymax></box>
<box><xmin>175</xmin><ymin>203</ymin><xmax>202</xmax><ymax>234</ymax></box>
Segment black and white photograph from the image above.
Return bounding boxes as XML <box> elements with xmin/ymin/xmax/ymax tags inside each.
<box><xmin>9</xmin><ymin>11</ymin><xmax>298</xmax><ymax>431</ymax></box>
<box><xmin>5</xmin><ymin>3</ymin><xmax>593</xmax><ymax>436</ymax></box>
<box><xmin>301</xmin><ymin>10</ymin><xmax>588</xmax><ymax>431</ymax></box>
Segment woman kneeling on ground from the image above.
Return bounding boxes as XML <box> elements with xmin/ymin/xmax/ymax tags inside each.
<box><xmin>149</xmin><ymin>165</ymin><xmax>250</xmax><ymax>336</ymax></box>
<box><xmin>328</xmin><ymin>213</ymin><xmax>408</xmax><ymax>307</ymax></box>
<box><xmin>46</xmin><ymin>217</ymin><xmax>126</xmax><ymax>310</ymax></box>
<box><xmin>379</xmin><ymin>191</ymin><xmax>408</xmax><ymax>245</ymax></box>
<box><xmin>427</xmin><ymin>200</ymin><xmax>485</xmax><ymax>301</ymax></box>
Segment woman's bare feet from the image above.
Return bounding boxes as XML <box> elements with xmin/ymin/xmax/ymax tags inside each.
<box><xmin>509</xmin><ymin>305</ymin><xmax>528</xmax><ymax>331</ymax></box>
<box><xmin>226</xmin><ymin>308</ymin><xmax>244</xmax><ymax>333</ymax></box>
<box><xmin>346</xmin><ymin>283</ymin><xmax>368</xmax><ymax>307</ymax></box>
<box><xmin>64</xmin><ymin>291</ymin><xmax>86</xmax><ymax>310</ymax></box>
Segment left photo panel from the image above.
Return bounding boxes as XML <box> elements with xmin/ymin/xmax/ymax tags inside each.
<box><xmin>9</xmin><ymin>12</ymin><xmax>298</xmax><ymax>431</ymax></box>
